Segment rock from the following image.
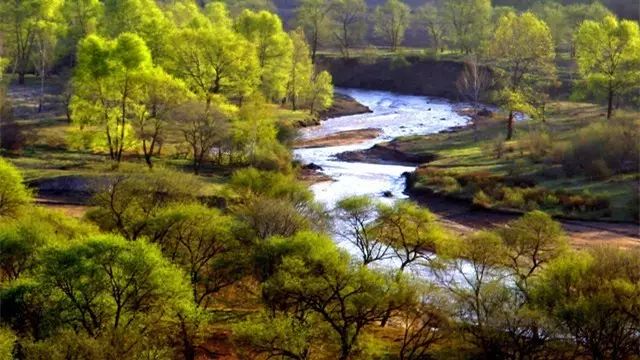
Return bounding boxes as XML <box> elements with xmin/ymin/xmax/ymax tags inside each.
<box><xmin>302</xmin><ymin>163</ymin><xmax>323</xmax><ymax>171</ymax></box>
<box><xmin>382</xmin><ymin>191</ymin><xmax>394</xmax><ymax>198</ymax></box>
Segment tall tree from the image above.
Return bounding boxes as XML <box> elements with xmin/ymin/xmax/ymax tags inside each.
<box><xmin>100</xmin><ymin>0</ymin><xmax>172</xmax><ymax>62</ymax></box>
<box><xmin>414</xmin><ymin>3</ymin><xmax>448</xmax><ymax>53</ymax></box>
<box><xmin>575</xmin><ymin>15</ymin><xmax>640</xmax><ymax>119</ymax></box>
<box><xmin>59</xmin><ymin>0</ymin><xmax>102</xmax><ymax>64</ymax></box>
<box><xmin>261</xmin><ymin>231</ymin><xmax>414</xmax><ymax>360</ymax></box>
<box><xmin>235</xmin><ymin>10</ymin><xmax>293</xmax><ymax>101</ymax></box>
<box><xmin>133</xmin><ymin>67</ymin><xmax>191</xmax><ymax>168</ymax></box>
<box><xmin>70</xmin><ymin>33</ymin><xmax>153</xmax><ymax>162</ymax></box>
<box><xmin>330</xmin><ymin>0</ymin><xmax>367</xmax><ymax>58</ymax></box>
<box><xmin>442</xmin><ymin>0</ymin><xmax>491</xmax><ymax>54</ymax></box>
<box><xmin>31</xmin><ymin>1</ymin><xmax>62</xmax><ymax>113</ymax></box>
<box><xmin>374</xmin><ymin>0</ymin><xmax>411</xmax><ymax>52</ymax></box>
<box><xmin>487</xmin><ymin>12</ymin><xmax>555</xmax><ymax>140</ymax></box>
<box><xmin>296</xmin><ymin>0</ymin><xmax>332</xmax><ymax>63</ymax></box>
<box><xmin>304</xmin><ymin>70</ymin><xmax>333</xmax><ymax>114</ymax></box>
<box><xmin>287</xmin><ymin>28</ymin><xmax>313</xmax><ymax>111</ymax></box>
<box><xmin>170</xmin><ymin>25</ymin><xmax>259</xmax><ymax>106</ymax></box>
<box><xmin>0</xmin><ymin>0</ymin><xmax>60</xmax><ymax>84</ymax></box>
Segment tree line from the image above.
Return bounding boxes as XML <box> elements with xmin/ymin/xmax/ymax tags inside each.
<box><xmin>1</xmin><ymin>157</ymin><xmax>638</xmax><ymax>359</ymax></box>
<box><xmin>0</xmin><ymin>0</ymin><xmax>334</xmax><ymax>171</ymax></box>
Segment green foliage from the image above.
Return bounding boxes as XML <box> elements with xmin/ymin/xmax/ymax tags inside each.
<box><xmin>330</xmin><ymin>0</ymin><xmax>367</xmax><ymax>57</ymax></box>
<box><xmin>261</xmin><ymin>231</ymin><xmax>415</xmax><ymax>360</ymax></box>
<box><xmin>232</xmin><ymin>312</ymin><xmax>321</xmax><ymax>359</ymax></box>
<box><xmin>373</xmin><ymin>0</ymin><xmax>411</xmax><ymax>51</ymax></box>
<box><xmin>575</xmin><ymin>15</ymin><xmax>640</xmax><ymax>118</ymax></box>
<box><xmin>0</xmin><ymin>208</ymin><xmax>94</xmax><ymax>281</ymax></box>
<box><xmin>35</xmin><ymin>234</ymin><xmax>195</xmax><ymax>357</ymax></box>
<box><xmin>306</xmin><ymin>70</ymin><xmax>334</xmax><ymax>114</ymax></box>
<box><xmin>442</xmin><ymin>0</ymin><xmax>491</xmax><ymax>54</ymax></box>
<box><xmin>86</xmin><ymin>166</ymin><xmax>202</xmax><ymax>239</ymax></box>
<box><xmin>373</xmin><ymin>201</ymin><xmax>449</xmax><ymax>270</ymax></box>
<box><xmin>71</xmin><ymin>32</ymin><xmax>153</xmax><ymax>162</ymax></box>
<box><xmin>0</xmin><ymin>327</ymin><xmax>16</xmax><ymax>360</ymax></box>
<box><xmin>414</xmin><ymin>3</ymin><xmax>448</xmax><ymax>53</ymax></box>
<box><xmin>500</xmin><ymin>211</ymin><xmax>567</xmax><ymax>293</ymax></box>
<box><xmin>287</xmin><ymin>28</ymin><xmax>313</xmax><ymax>111</ymax></box>
<box><xmin>532</xmin><ymin>247</ymin><xmax>640</xmax><ymax>359</ymax></box>
<box><xmin>488</xmin><ymin>12</ymin><xmax>555</xmax><ymax>139</ymax></box>
<box><xmin>296</xmin><ymin>0</ymin><xmax>332</xmax><ymax>62</ymax></box>
<box><xmin>0</xmin><ymin>0</ymin><xmax>62</xmax><ymax>83</ymax></box>
<box><xmin>232</xmin><ymin>96</ymin><xmax>292</xmax><ymax>170</ymax></box>
<box><xmin>557</xmin><ymin>118</ymin><xmax>640</xmax><ymax>178</ymax></box>
<box><xmin>0</xmin><ymin>157</ymin><xmax>31</xmax><ymax>218</ymax></box>
<box><xmin>144</xmin><ymin>202</ymin><xmax>244</xmax><ymax>307</ymax></box>
<box><xmin>100</xmin><ymin>0</ymin><xmax>172</xmax><ymax>61</ymax></box>
<box><xmin>236</xmin><ymin>9</ymin><xmax>293</xmax><ymax>100</ymax></box>
<box><xmin>169</xmin><ymin>22</ymin><xmax>259</xmax><ymax>101</ymax></box>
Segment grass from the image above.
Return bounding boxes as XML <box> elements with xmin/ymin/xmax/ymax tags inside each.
<box><xmin>392</xmin><ymin>101</ymin><xmax>639</xmax><ymax>222</ymax></box>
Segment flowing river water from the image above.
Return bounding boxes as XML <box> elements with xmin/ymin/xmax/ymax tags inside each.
<box><xmin>294</xmin><ymin>89</ymin><xmax>474</xmax><ymax>277</ymax></box>
<box><xmin>294</xmin><ymin>88</ymin><xmax>469</xmax><ymax>213</ymax></box>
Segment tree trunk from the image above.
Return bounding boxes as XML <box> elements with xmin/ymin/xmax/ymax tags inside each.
<box><xmin>18</xmin><ymin>72</ymin><xmax>25</xmax><ymax>85</ymax></box>
<box><xmin>506</xmin><ymin>110</ymin><xmax>514</xmax><ymax>140</ymax></box>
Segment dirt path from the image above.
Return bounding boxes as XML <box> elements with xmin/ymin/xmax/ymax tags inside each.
<box><xmin>413</xmin><ymin>193</ymin><xmax>640</xmax><ymax>249</ymax></box>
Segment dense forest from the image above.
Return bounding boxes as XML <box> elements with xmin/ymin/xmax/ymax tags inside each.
<box><xmin>0</xmin><ymin>0</ymin><xmax>639</xmax><ymax>359</ymax></box>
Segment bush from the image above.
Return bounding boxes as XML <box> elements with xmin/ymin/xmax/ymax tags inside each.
<box><xmin>0</xmin><ymin>158</ymin><xmax>31</xmax><ymax>217</ymax></box>
<box><xmin>0</xmin><ymin>101</ymin><xmax>25</xmax><ymax>152</ymax></box>
<box><xmin>558</xmin><ymin>120</ymin><xmax>639</xmax><ymax>179</ymax></box>
<box><xmin>523</xmin><ymin>130</ymin><xmax>552</xmax><ymax>162</ymax></box>
<box><xmin>473</xmin><ymin>190</ymin><xmax>493</xmax><ymax>208</ymax></box>
<box><xmin>501</xmin><ymin>187</ymin><xmax>525</xmax><ymax>209</ymax></box>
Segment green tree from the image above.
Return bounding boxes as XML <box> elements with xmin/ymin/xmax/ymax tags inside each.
<box><xmin>414</xmin><ymin>3</ymin><xmax>448</xmax><ymax>53</ymax></box>
<box><xmin>59</xmin><ymin>0</ymin><xmax>102</xmax><ymax>64</ymax></box>
<box><xmin>373</xmin><ymin>201</ymin><xmax>447</xmax><ymax>272</ymax></box>
<box><xmin>176</xmin><ymin>99</ymin><xmax>231</xmax><ymax>174</ymax></box>
<box><xmin>70</xmin><ymin>33</ymin><xmax>153</xmax><ymax>162</ymax></box>
<box><xmin>374</xmin><ymin>0</ymin><xmax>411</xmax><ymax>52</ymax></box>
<box><xmin>236</xmin><ymin>10</ymin><xmax>293</xmax><ymax>101</ymax></box>
<box><xmin>487</xmin><ymin>12</ymin><xmax>555</xmax><ymax>140</ymax></box>
<box><xmin>442</xmin><ymin>0</ymin><xmax>491</xmax><ymax>54</ymax></box>
<box><xmin>532</xmin><ymin>248</ymin><xmax>640</xmax><ymax>359</ymax></box>
<box><xmin>0</xmin><ymin>0</ymin><xmax>61</xmax><ymax>84</ymax></box>
<box><xmin>296</xmin><ymin>0</ymin><xmax>332</xmax><ymax>63</ymax></box>
<box><xmin>0</xmin><ymin>327</ymin><xmax>16</xmax><ymax>360</ymax></box>
<box><xmin>261</xmin><ymin>231</ymin><xmax>414</xmax><ymax>360</ymax></box>
<box><xmin>36</xmin><ymin>234</ymin><xmax>196</xmax><ymax>357</ymax></box>
<box><xmin>436</xmin><ymin>231</ymin><xmax>511</xmax><ymax>356</ymax></box>
<box><xmin>145</xmin><ymin>203</ymin><xmax>244</xmax><ymax>307</ymax></box>
<box><xmin>233</xmin><ymin>312</ymin><xmax>323</xmax><ymax>360</ymax></box>
<box><xmin>0</xmin><ymin>158</ymin><xmax>31</xmax><ymax>218</ymax></box>
<box><xmin>499</xmin><ymin>211</ymin><xmax>567</xmax><ymax>296</ymax></box>
<box><xmin>304</xmin><ymin>70</ymin><xmax>334</xmax><ymax>114</ymax></box>
<box><xmin>287</xmin><ymin>28</ymin><xmax>313</xmax><ymax>111</ymax></box>
<box><xmin>575</xmin><ymin>15</ymin><xmax>640</xmax><ymax>119</ymax></box>
<box><xmin>32</xmin><ymin>1</ymin><xmax>62</xmax><ymax>113</ymax></box>
<box><xmin>100</xmin><ymin>0</ymin><xmax>172</xmax><ymax>61</ymax></box>
<box><xmin>330</xmin><ymin>0</ymin><xmax>367</xmax><ymax>58</ymax></box>
<box><xmin>86</xmin><ymin>167</ymin><xmax>201</xmax><ymax>239</ymax></box>
<box><xmin>133</xmin><ymin>67</ymin><xmax>192</xmax><ymax>168</ymax></box>
<box><xmin>169</xmin><ymin>24</ymin><xmax>259</xmax><ymax>105</ymax></box>
<box><xmin>335</xmin><ymin>195</ymin><xmax>390</xmax><ymax>265</ymax></box>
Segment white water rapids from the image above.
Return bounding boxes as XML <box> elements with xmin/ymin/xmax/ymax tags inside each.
<box><xmin>294</xmin><ymin>88</ymin><xmax>470</xmax><ymax>208</ymax></box>
<box><xmin>294</xmin><ymin>89</ymin><xmax>478</xmax><ymax>280</ymax></box>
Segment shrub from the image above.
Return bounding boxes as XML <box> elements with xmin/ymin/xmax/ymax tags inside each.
<box><xmin>523</xmin><ymin>130</ymin><xmax>552</xmax><ymax>162</ymax></box>
<box><xmin>0</xmin><ymin>104</ymin><xmax>25</xmax><ymax>152</ymax></box>
<box><xmin>558</xmin><ymin>120</ymin><xmax>639</xmax><ymax>179</ymax></box>
<box><xmin>501</xmin><ymin>187</ymin><xmax>525</xmax><ymax>209</ymax></box>
<box><xmin>473</xmin><ymin>190</ymin><xmax>493</xmax><ymax>208</ymax></box>
<box><xmin>0</xmin><ymin>158</ymin><xmax>31</xmax><ymax>217</ymax></box>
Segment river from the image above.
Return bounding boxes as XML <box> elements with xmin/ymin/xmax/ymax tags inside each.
<box><xmin>294</xmin><ymin>89</ymin><xmax>475</xmax><ymax>277</ymax></box>
<box><xmin>294</xmin><ymin>88</ymin><xmax>470</xmax><ymax>209</ymax></box>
